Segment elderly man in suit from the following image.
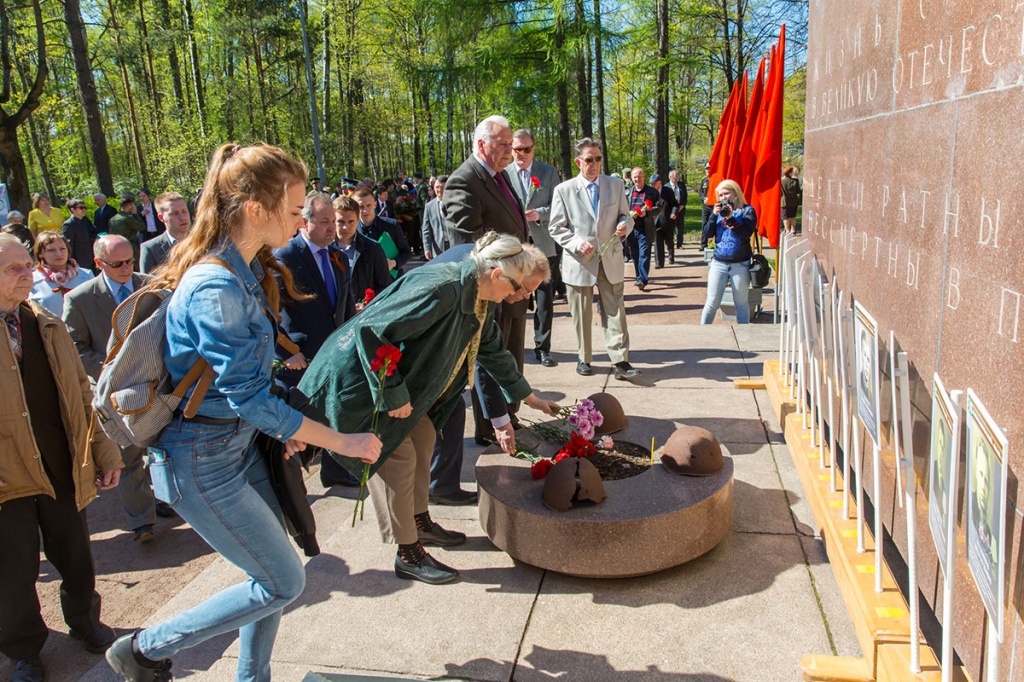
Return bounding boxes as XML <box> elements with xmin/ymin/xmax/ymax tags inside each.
<box><xmin>506</xmin><ymin>128</ymin><xmax>561</xmax><ymax>368</ymax></box>
<box><xmin>63</xmin><ymin>235</ymin><xmax>173</xmax><ymax>544</ymax></box>
<box><xmin>549</xmin><ymin>138</ymin><xmax>641</xmax><ymax>381</ymax></box>
<box><xmin>443</xmin><ymin>114</ymin><xmax>531</xmax><ymax>442</ymax></box>
<box><xmin>140</xmin><ymin>191</ymin><xmax>192</xmax><ymax>273</ymax></box>
<box><xmin>275</xmin><ymin>192</ymin><xmax>360</xmax><ymax>488</ymax></box>
<box><xmin>421</xmin><ymin>175</ymin><xmax>449</xmax><ymax>260</ymax></box>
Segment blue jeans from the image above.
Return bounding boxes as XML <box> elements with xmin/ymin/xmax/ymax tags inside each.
<box><xmin>141</xmin><ymin>421</ymin><xmax>305</xmax><ymax>682</ymax></box>
<box><xmin>627</xmin><ymin>228</ymin><xmax>651</xmax><ymax>285</ymax></box>
<box><xmin>701</xmin><ymin>258</ymin><xmax>751</xmax><ymax>324</ymax></box>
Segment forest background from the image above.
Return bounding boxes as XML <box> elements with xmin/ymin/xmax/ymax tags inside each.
<box><xmin>0</xmin><ymin>0</ymin><xmax>808</xmax><ymax>213</ymax></box>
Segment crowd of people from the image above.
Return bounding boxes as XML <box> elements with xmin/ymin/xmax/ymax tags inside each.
<box><xmin>0</xmin><ymin>115</ymin><xmax>801</xmax><ymax>681</ymax></box>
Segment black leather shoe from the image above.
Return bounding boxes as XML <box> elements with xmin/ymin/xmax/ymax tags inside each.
<box><xmin>535</xmin><ymin>350</ymin><xmax>557</xmax><ymax>367</ymax></box>
<box><xmin>71</xmin><ymin>623</ymin><xmax>116</xmax><ymax>653</ymax></box>
<box><xmin>418</xmin><ymin>521</ymin><xmax>467</xmax><ymax>547</ymax></box>
<box><xmin>613</xmin><ymin>361</ymin><xmax>642</xmax><ymax>380</ymax></box>
<box><xmin>429</xmin><ymin>489</ymin><xmax>479</xmax><ymax>506</ymax></box>
<box><xmin>395</xmin><ymin>551</ymin><xmax>460</xmax><ymax>584</ymax></box>
<box><xmin>155</xmin><ymin>502</ymin><xmax>178</xmax><ymax>518</ymax></box>
<box><xmin>576</xmin><ymin>361</ymin><xmax>594</xmax><ymax>376</ymax></box>
<box><xmin>133</xmin><ymin>524</ymin><xmax>155</xmax><ymax>543</ymax></box>
<box><xmin>12</xmin><ymin>657</ymin><xmax>45</xmax><ymax>682</ymax></box>
<box><xmin>320</xmin><ymin>472</ymin><xmax>360</xmax><ymax>488</ymax></box>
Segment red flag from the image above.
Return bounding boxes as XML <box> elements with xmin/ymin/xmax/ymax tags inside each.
<box><xmin>738</xmin><ymin>57</ymin><xmax>767</xmax><ymax>200</ymax></box>
<box><xmin>754</xmin><ymin>25</ymin><xmax>786</xmax><ymax>248</ymax></box>
<box><xmin>723</xmin><ymin>71</ymin><xmax>748</xmax><ymax>184</ymax></box>
<box><xmin>707</xmin><ymin>79</ymin><xmax>740</xmax><ymax>205</ymax></box>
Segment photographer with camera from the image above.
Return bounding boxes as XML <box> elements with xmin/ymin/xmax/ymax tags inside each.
<box><xmin>700</xmin><ymin>179</ymin><xmax>757</xmax><ymax>324</ymax></box>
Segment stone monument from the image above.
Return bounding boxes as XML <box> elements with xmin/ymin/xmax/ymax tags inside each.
<box><xmin>803</xmin><ymin>2</ymin><xmax>1023</xmax><ymax>678</ymax></box>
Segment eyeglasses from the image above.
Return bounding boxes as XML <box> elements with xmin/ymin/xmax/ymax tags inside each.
<box><xmin>512</xmin><ymin>146</ymin><xmax>534</xmax><ymax>154</ymax></box>
<box><xmin>98</xmin><ymin>257</ymin><xmax>134</xmax><ymax>268</ymax></box>
<box><xmin>70</xmin><ymin>205</ymin><xmax>86</xmax><ymax>210</ymax></box>
<box><xmin>504</xmin><ymin>275</ymin><xmax>523</xmax><ymax>292</ymax></box>
<box><xmin>579</xmin><ymin>155</ymin><xmax>603</xmax><ymax>163</ymax></box>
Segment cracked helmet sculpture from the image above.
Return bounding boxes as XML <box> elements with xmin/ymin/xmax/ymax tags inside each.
<box><xmin>542</xmin><ymin>458</ymin><xmax>607</xmax><ymax>511</ymax></box>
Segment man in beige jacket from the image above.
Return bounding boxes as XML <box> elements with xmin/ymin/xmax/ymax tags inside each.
<box><xmin>0</xmin><ymin>233</ymin><xmax>124</xmax><ymax>681</ymax></box>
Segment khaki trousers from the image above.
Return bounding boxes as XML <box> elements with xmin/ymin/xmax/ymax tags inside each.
<box><xmin>567</xmin><ymin>263</ymin><xmax>629</xmax><ymax>364</ymax></box>
<box><xmin>367</xmin><ymin>416</ymin><xmax>437</xmax><ymax>544</ymax></box>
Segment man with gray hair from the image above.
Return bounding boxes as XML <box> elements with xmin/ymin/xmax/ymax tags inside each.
<box><xmin>64</xmin><ymin>234</ymin><xmax>173</xmax><ymax>544</ymax></box>
<box><xmin>93</xmin><ymin>192</ymin><xmax>117</xmax><ymax>233</ymax></box>
<box><xmin>443</xmin><ymin>114</ymin><xmax>531</xmax><ymax>444</ymax></box>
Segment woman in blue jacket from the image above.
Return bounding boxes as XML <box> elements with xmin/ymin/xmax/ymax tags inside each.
<box><xmin>105</xmin><ymin>144</ymin><xmax>382</xmax><ymax>682</ymax></box>
<box><xmin>700</xmin><ymin>179</ymin><xmax>757</xmax><ymax>324</ymax></box>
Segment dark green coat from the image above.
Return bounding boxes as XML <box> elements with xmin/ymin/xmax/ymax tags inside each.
<box><xmin>298</xmin><ymin>258</ymin><xmax>531</xmax><ymax>478</ymax></box>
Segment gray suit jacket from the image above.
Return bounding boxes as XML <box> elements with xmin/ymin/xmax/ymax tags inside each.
<box><xmin>421</xmin><ymin>197</ymin><xmax>447</xmax><ymax>257</ymax></box>
<box><xmin>548</xmin><ymin>173</ymin><xmax>633</xmax><ymax>287</ymax></box>
<box><xmin>63</xmin><ymin>273</ymin><xmax>148</xmax><ymax>381</ymax></box>
<box><xmin>504</xmin><ymin>160</ymin><xmax>560</xmax><ymax>257</ymax></box>
<box><xmin>140</xmin><ymin>231</ymin><xmax>174</xmax><ymax>274</ymax></box>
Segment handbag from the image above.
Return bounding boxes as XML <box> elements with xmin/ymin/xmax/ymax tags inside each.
<box><xmin>749</xmin><ymin>232</ymin><xmax>772</xmax><ymax>289</ymax></box>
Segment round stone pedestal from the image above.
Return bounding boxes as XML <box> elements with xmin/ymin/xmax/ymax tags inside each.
<box><xmin>477</xmin><ymin>444</ymin><xmax>733</xmax><ymax>578</ymax></box>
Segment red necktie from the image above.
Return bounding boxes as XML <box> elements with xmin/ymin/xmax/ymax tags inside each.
<box><xmin>493</xmin><ymin>171</ymin><xmax>526</xmax><ymax>234</ymax></box>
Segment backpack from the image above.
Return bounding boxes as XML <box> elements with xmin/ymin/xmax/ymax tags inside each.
<box><xmin>93</xmin><ymin>259</ymin><xmax>302</xmax><ymax>448</ymax></box>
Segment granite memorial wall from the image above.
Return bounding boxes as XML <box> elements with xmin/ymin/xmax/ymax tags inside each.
<box><xmin>802</xmin><ymin>0</ymin><xmax>1023</xmax><ymax>677</ymax></box>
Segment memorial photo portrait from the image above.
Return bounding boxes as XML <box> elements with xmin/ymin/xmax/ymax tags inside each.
<box><xmin>853</xmin><ymin>303</ymin><xmax>880</xmax><ymax>447</ymax></box>
<box><xmin>964</xmin><ymin>389</ymin><xmax>1008</xmax><ymax>639</ymax></box>
<box><xmin>928</xmin><ymin>375</ymin><xmax>959</xmax><ymax>574</ymax></box>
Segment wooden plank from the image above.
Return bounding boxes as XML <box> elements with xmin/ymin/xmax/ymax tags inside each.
<box><xmin>800</xmin><ymin>654</ymin><xmax>873</xmax><ymax>682</ymax></box>
<box><xmin>734</xmin><ymin>377</ymin><xmax>767</xmax><ymax>390</ymax></box>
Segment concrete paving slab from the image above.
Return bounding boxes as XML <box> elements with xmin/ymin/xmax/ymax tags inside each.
<box><xmin>733</xmin><ymin>323</ymin><xmax>783</xmax><ymax>352</ymax></box>
<box><xmin>731</xmin><ymin>445</ymin><xmax>799</xmax><ymax>536</ymax></box>
<box><xmin>515</xmin><ymin>532</ymin><xmax>833</xmax><ymax>682</ymax></box>
<box><xmin>768</xmin><ymin>441</ymin><xmax>818</xmax><ymax>538</ymax></box>
<box><xmin>799</xmin><ymin>536</ymin><xmax>863</xmax><ymax>660</ymax></box>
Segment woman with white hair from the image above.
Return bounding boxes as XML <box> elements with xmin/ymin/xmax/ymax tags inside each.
<box><xmin>300</xmin><ymin>231</ymin><xmax>558</xmax><ymax>585</ymax></box>
<box><xmin>700</xmin><ymin>179</ymin><xmax>757</xmax><ymax>324</ymax></box>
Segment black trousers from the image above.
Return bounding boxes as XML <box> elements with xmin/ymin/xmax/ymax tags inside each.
<box><xmin>700</xmin><ymin>204</ymin><xmax>713</xmax><ymax>249</ymax></box>
<box><xmin>471</xmin><ymin>301</ymin><xmax>526</xmax><ymax>440</ymax></box>
<box><xmin>675</xmin><ymin>203</ymin><xmax>689</xmax><ymax>247</ymax></box>
<box><xmin>655</xmin><ymin>223</ymin><xmax>676</xmax><ymax>267</ymax></box>
<box><xmin>532</xmin><ymin>254</ymin><xmax>559</xmax><ymax>353</ymax></box>
<box><xmin>0</xmin><ymin>490</ymin><xmax>102</xmax><ymax>659</ymax></box>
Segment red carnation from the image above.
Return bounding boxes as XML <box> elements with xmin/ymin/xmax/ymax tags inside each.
<box><xmin>554</xmin><ymin>452</ymin><xmax>571</xmax><ymax>463</ymax></box>
<box><xmin>369</xmin><ymin>344</ymin><xmax>402</xmax><ymax>376</ymax></box>
<box><xmin>530</xmin><ymin>176</ymin><xmax>541</xmax><ymax>188</ymax></box>
<box><xmin>531</xmin><ymin>459</ymin><xmax>555</xmax><ymax>479</ymax></box>
<box><xmin>644</xmin><ymin>198</ymin><xmax>654</xmax><ymax>210</ymax></box>
<box><xmin>364</xmin><ymin>288</ymin><xmax>376</xmax><ymax>304</ymax></box>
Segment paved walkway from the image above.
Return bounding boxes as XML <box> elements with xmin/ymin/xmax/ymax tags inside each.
<box><xmin>8</xmin><ymin>244</ymin><xmax>861</xmax><ymax>682</ymax></box>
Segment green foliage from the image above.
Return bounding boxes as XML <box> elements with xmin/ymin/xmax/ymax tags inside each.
<box><xmin>7</xmin><ymin>0</ymin><xmax>806</xmax><ymax>196</ymax></box>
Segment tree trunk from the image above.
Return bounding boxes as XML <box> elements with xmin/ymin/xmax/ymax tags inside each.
<box><xmin>574</xmin><ymin>0</ymin><xmax>592</xmax><ymax>138</ymax></box>
<box><xmin>26</xmin><ymin>115</ymin><xmax>55</xmax><ymax>199</ymax></box>
<box><xmin>592</xmin><ymin>0</ymin><xmax>608</xmax><ymax>174</ymax></box>
<box><xmin>63</xmin><ymin>0</ymin><xmax>114</xmax><ymax>196</ymax></box>
<box><xmin>554</xmin><ymin>14</ymin><xmax>573</xmax><ymax>179</ymax></box>
<box><xmin>250</xmin><ymin>20</ymin><xmax>270</xmax><ymax>140</ymax></box>
<box><xmin>654</xmin><ymin>0</ymin><xmax>670</xmax><ymax>176</ymax></box>
<box><xmin>300</xmin><ymin>0</ymin><xmax>325</xmax><ymax>184</ymax></box>
<box><xmin>136</xmin><ymin>0</ymin><xmax>161</xmax><ymax>117</ymax></box>
<box><xmin>182</xmin><ymin>0</ymin><xmax>206</xmax><ymax>136</ymax></box>
<box><xmin>225</xmin><ymin>49</ymin><xmax>235</xmax><ymax>140</ymax></box>
<box><xmin>152</xmin><ymin>0</ymin><xmax>184</xmax><ymax>109</ymax></box>
<box><xmin>409</xmin><ymin>84</ymin><xmax>420</xmax><ymax>172</ymax></box>
<box><xmin>321</xmin><ymin>9</ymin><xmax>330</xmax><ymax>135</ymax></box>
<box><xmin>444</xmin><ymin>70</ymin><xmax>453</xmax><ymax>172</ymax></box>
<box><xmin>106</xmin><ymin>0</ymin><xmax>149</xmax><ymax>187</ymax></box>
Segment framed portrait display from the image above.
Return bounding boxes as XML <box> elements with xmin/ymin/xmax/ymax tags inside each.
<box><xmin>964</xmin><ymin>389</ymin><xmax>1009</xmax><ymax>641</ymax></box>
<box><xmin>853</xmin><ymin>302</ymin><xmax>880</xmax><ymax>448</ymax></box>
<box><xmin>928</xmin><ymin>375</ymin><xmax>960</xmax><ymax>576</ymax></box>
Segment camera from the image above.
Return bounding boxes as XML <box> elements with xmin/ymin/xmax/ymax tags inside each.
<box><xmin>717</xmin><ymin>201</ymin><xmax>734</xmax><ymax>218</ymax></box>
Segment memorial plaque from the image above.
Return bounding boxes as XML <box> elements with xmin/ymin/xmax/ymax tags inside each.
<box><xmin>804</xmin><ymin>1</ymin><xmax>1024</xmax><ymax>676</ymax></box>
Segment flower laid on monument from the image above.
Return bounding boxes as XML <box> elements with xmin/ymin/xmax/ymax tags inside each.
<box><xmin>356</xmin><ymin>288</ymin><xmax>375</xmax><ymax>312</ymax></box>
<box><xmin>352</xmin><ymin>343</ymin><xmax>402</xmax><ymax>526</ymax></box>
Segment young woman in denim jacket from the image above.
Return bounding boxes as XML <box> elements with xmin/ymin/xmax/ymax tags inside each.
<box><xmin>105</xmin><ymin>144</ymin><xmax>382</xmax><ymax>682</ymax></box>
<box><xmin>700</xmin><ymin>179</ymin><xmax>757</xmax><ymax>324</ymax></box>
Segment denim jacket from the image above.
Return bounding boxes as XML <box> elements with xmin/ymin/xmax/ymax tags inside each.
<box><xmin>164</xmin><ymin>238</ymin><xmax>303</xmax><ymax>441</ymax></box>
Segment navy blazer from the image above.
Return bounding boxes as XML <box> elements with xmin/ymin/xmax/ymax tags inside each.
<box><xmin>274</xmin><ymin>234</ymin><xmax>356</xmax><ymax>386</ymax></box>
